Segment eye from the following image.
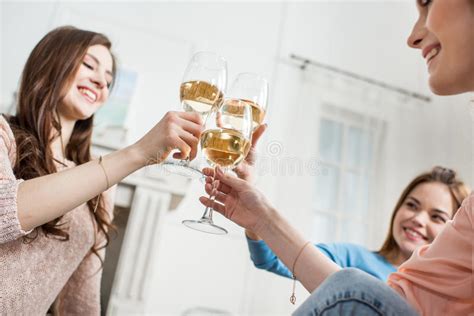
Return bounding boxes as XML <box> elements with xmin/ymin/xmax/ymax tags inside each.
<box><xmin>431</xmin><ymin>214</ymin><xmax>447</xmax><ymax>223</ymax></box>
<box><xmin>417</xmin><ymin>0</ymin><xmax>432</xmax><ymax>7</ymax></box>
<box><xmin>406</xmin><ymin>202</ymin><xmax>418</xmax><ymax>210</ymax></box>
<box><xmin>83</xmin><ymin>62</ymin><xmax>94</xmax><ymax>70</ymax></box>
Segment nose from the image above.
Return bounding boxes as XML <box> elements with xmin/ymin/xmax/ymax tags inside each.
<box><xmin>407</xmin><ymin>17</ymin><xmax>427</xmax><ymax>49</ymax></box>
<box><xmin>411</xmin><ymin>210</ymin><xmax>430</xmax><ymax>227</ymax></box>
<box><xmin>91</xmin><ymin>70</ymin><xmax>107</xmax><ymax>89</ymax></box>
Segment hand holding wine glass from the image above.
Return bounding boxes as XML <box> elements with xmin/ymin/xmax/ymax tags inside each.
<box><xmin>201</xmin><ymin>122</ymin><xmax>267</xmax><ymax>239</ymax></box>
<box><xmin>134</xmin><ymin>111</ymin><xmax>203</xmax><ymax>165</ymax></box>
<box><xmin>182</xmin><ymin>99</ymin><xmax>253</xmax><ymax>234</ymax></box>
<box><xmin>199</xmin><ymin>165</ymin><xmax>276</xmax><ymax>235</ymax></box>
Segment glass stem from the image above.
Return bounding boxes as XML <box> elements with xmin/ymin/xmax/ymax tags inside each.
<box><xmin>201</xmin><ymin>166</ymin><xmax>220</xmax><ymax>221</ymax></box>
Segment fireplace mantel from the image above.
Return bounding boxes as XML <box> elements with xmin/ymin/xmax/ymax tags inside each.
<box><xmin>92</xmin><ymin>143</ymin><xmax>191</xmax><ymax>315</ymax></box>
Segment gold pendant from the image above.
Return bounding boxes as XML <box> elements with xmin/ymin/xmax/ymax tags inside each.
<box><xmin>290</xmin><ymin>293</ymin><xmax>296</xmax><ymax>305</ymax></box>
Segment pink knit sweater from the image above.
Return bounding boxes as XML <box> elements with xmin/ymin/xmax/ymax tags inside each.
<box><xmin>0</xmin><ymin>116</ymin><xmax>115</xmax><ymax>315</ymax></box>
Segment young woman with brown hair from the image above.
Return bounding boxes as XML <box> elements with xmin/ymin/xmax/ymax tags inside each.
<box><xmin>244</xmin><ymin>166</ymin><xmax>469</xmax><ymax>281</ymax></box>
<box><xmin>0</xmin><ymin>26</ymin><xmax>203</xmax><ymax>314</ymax></box>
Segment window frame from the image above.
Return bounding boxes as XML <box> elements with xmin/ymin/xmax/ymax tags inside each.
<box><xmin>313</xmin><ymin>104</ymin><xmax>384</xmax><ymax>245</ymax></box>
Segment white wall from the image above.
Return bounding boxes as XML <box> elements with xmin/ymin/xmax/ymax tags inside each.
<box><xmin>1</xmin><ymin>1</ymin><xmax>472</xmax><ymax>315</ymax></box>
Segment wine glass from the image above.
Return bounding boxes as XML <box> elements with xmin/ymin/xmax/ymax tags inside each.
<box><xmin>227</xmin><ymin>72</ymin><xmax>268</xmax><ymax>130</ymax></box>
<box><xmin>182</xmin><ymin>99</ymin><xmax>253</xmax><ymax>234</ymax></box>
<box><xmin>161</xmin><ymin>51</ymin><xmax>227</xmax><ymax>179</ymax></box>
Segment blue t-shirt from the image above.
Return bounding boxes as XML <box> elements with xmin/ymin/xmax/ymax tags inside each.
<box><xmin>247</xmin><ymin>238</ymin><xmax>396</xmax><ymax>281</ymax></box>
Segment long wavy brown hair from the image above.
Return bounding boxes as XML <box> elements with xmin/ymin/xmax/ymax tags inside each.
<box><xmin>6</xmin><ymin>26</ymin><xmax>117</xmax><ymax>264</ymax></box>
<box><xmin>377</xmin><ymin>166</ymin><xmax>470</xmax><ymax>263</ymax></box>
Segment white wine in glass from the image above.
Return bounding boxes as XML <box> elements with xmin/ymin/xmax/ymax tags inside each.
<box><xmin>238</xmin><ymin>99</ymin><xmax>266</xmax><ymax>130</ymax></box>
<box><xmin>161</xmin><ymin>52</ymin><xmax>227</xmax><ymax>179</ymax></box>
<box><xmin>227</xmin><ymin>72</ymin><xmax>268</xmax><ymax>130</ymax></box>
<box><xmin>201</xmin><ymin>128</ymin><xmax>251</xmax><ymax>168</ymax></box>
<box><xmin>180</xmin><ymin>80</ymin><xmax>224</xmax><ymax>116</ymax></box>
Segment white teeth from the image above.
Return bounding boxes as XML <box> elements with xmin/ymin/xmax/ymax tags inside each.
<box><xmin>405</xmin><ymin>228</ymin><xmax>423</xmax><ymax>239</ymax></box>
<box><xmin>79</xmin><ymin>88</ymin><xmax>97</xmax><ymax>102</ymax></box>
<box><xmin>426</xmin><ymin>47</ymin><xmax>439</xmax><ymax>61</ymax></box>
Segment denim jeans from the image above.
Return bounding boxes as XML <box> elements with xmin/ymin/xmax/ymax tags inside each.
<box><xmin>293</xmin><ymin>268</ymin><xmax>419</xmax><ymax>316</ymax></box>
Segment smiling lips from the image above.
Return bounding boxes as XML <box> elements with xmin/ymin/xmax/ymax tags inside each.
<box><xmin>403</xmin><ymin>227</ymin><xmax>427</xmax><ymax>242</ymax></box>
<box><xmin>78</xmin><ymin>86</ymin><xmax>98</xmax><ymax>103</ymax></box>
<box><xmin>423</xmin><ymin>44</ymin><xmax>441</xmax><ymax>65</ymax></box>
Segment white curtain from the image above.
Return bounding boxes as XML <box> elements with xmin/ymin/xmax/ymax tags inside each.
<box><xmin>254</xmin><ymin>60</ymin><xmax>426</xmax><ymax>251</ymax></box>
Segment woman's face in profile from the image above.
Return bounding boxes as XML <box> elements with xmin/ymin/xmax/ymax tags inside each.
<box><xmin>60</xmin><ymin>44</ymin><xmax>113</xmax><ymax>121</ymax></box>
<box><xmin>407</xmin><ymin>0</ymin><xmax>474</xmax><ymax>95</ymax></box>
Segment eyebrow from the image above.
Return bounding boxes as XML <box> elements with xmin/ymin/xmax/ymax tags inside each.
<box><xmin>432</xmin><ymin>209</ymin><xmax>450</xmax><ymax>218</ymax></box>
<box><xmin>406</xmin><ymin>196</ymin><xmax>421</xmax><ymax>205</ymax></box>
<box><xmin>406</xmin><ymin>196</ymin><xmax>450</xmax><ymax>217</ymax></box>
<box><xmin>86</xmin><ymin>53</ymin><xmax>113</xmax><ymax>77</ymax></box>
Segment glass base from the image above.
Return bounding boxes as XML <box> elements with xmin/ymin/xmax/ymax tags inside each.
<box><xmin>160</xmin><ymin>162</ymin><xmax>203</xmax><ymax>180</ymax></box>
<box><xmin>182</xmin><ymin>218</ymin><xmax>228</xmax><ymax>235</ymax></box>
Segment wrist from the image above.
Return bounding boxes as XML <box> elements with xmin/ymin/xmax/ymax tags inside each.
<box><xmin>124</xmin><ymin>143</ymin><xmax>148</xmax><ymax>169</ymax></box>
<box><xmin>245</xmin><ymin>229</ymin><xmax>262</xmax><ymax>241</ymax></box>
<box><xmin>241</xmin><ymin>174</ymin><xmax>254</xmax><ymax>184</ymax></box>
<box><xmin>252</xmin><ymin>205</ymin><xmax>279</xmax><ymax>237</ymax></box>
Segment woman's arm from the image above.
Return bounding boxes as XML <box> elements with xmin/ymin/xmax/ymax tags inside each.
<box><xmin>257</xmin><ymin>209</ymin><xmax>341</xmax><ymax>292</ymax></box>
<box><xmin>7</xmin><ymin>111</ymin><xmax>203</xmax><ymax>232</ymax></box>
<box><xmin>200</xmin><ymin>168</ymin><xmax>340</xmax><ymax>292</ymax></box>
<box><xmin>246</xmin><ymin>235</ymin><xmax>294</xmax><ymax>278</ymax></box>
<box><xmin>246</xmin><ymin>235</ymin><xmax>350</xmax><ymax>279</ymax></box>
<box><xmin>17</xmin><ymin>146</ymin><xmax>141</xmax><ymax>231</ymax></box>
<box><xmin>206</xmin><ymin>124</ymin><xmax>339</xmax><ymax>288</ymax></box>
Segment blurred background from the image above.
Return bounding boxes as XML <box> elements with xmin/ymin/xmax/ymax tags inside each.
<box><xmin>1</xmin><ymin>1</ymin><xmax>472</xmax><ymax>315</ymax></box>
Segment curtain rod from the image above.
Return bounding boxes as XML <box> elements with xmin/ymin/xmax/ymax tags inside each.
<box><xmin>290</xmin><ymin>54</ymin><xmax>431</xmax><ymax>103</ymax></box>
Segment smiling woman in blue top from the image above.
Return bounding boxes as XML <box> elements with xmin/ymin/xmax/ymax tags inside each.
<box><xmin>245</xmin><ymin>165</ymin><xmax>469</xmax><ymax>281</ymax></box>
<box><xmin>247</xmin><ymin>166</ymin><xmax>469</xmax><ymax>281</ymax></box>
<box><xmin>210</xmin><ymin>130</ymin><xmax>470</xmax><ymax>282</ymax></box>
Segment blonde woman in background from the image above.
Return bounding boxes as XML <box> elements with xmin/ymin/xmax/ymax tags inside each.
<box><xmin>243</xmin><ymin>166</ymin><xmax>469</xmax><ymax>281</ymax></box>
